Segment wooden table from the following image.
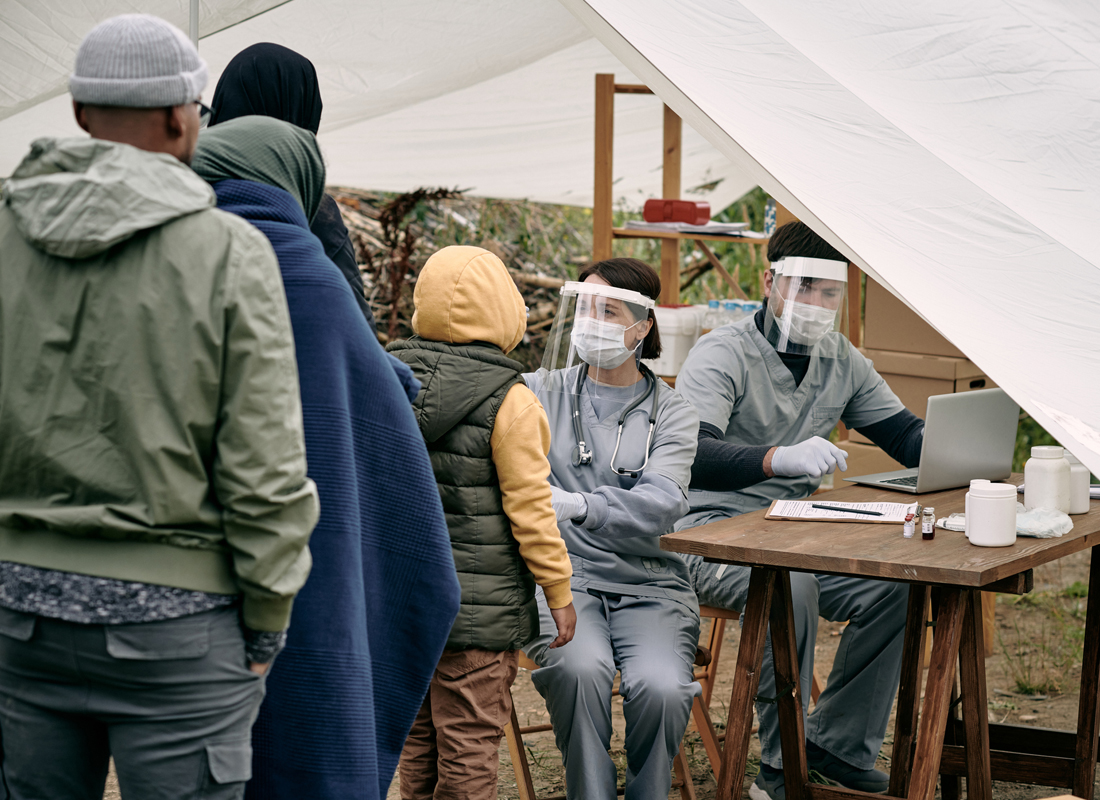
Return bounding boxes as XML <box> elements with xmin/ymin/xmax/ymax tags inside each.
<box><xmin>661</xmin><ymin>477</ymin><xmax>1100</xmax><ymax>800</ymax></box>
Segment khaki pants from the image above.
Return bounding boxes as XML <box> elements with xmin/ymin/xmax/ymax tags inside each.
<box><xmin>399</xmin><ymin>648</ymin><xmax>519</xmax><ymax>800</ymax></box>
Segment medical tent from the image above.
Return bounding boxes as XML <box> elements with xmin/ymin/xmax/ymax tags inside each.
<box><xmin>3</xmin><ymin>0</ymin><xmax>1099</xmax><ymax>475</ymax></box>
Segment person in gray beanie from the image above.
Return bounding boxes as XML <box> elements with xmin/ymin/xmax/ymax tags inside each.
<box><xmin>0</xmin><ymin>13</ymin><xmax>319</xmax><ymax>800</ymax></box>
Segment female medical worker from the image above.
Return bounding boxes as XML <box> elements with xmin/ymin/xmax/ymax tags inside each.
<box><xmin>523</xmin><ymin>258</ymin><xmax>700</xmax><ymax>800</ymax></box>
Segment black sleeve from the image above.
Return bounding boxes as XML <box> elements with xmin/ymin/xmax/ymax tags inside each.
<box><xmin>690</xmin><ymin>422</ymin><xmax>773</xmax><ymax>492</ymax></box>
<box><xmin>854</xmin><ymin>408</ymin><xmax>925</xmax><ymax>468</ymax></box>
<box><xmin>310</xmin><ymin>194</ymin><xmax>378</xmax><ymax>336</ymax></box>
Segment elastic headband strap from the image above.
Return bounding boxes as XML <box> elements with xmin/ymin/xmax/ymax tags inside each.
<box><xmin>771</xmin><ymin>257</ymin><xmax>848</xmax><ymax>282</ymax></box>
<box><xmin>560</xmin><ymin>281</ymin><xmax>656</xmax><ymax>310</ymax></box>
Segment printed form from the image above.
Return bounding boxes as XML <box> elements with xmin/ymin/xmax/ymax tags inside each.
<box><xmin>767</xmin><ymin>499</ymin><xmax>919</xmax><ymax>523</ymax></box>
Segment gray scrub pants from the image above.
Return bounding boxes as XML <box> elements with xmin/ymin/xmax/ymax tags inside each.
<box><xmin>685</xmin><ymin>555</ymin><xmax>907</xmax><ymax>770</ymax></box>
<box><xmin>525</xmin><ymin>588</ymin><xmax>700</xmax><ymax>800</ymax></box>
<box><xmin>0</xmin><ymin>605</ymin><xmax>266</xmax><ymax>800</ymax></box>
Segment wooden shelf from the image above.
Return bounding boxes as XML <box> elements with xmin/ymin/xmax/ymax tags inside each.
<box><xmin>613</xmin><ymin>228</ymin><xmax>770</xmax><ymax>246</ymax></box>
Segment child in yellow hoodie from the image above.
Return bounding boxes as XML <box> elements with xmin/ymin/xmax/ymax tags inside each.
<box><xmin>388</xmin><ymin>246</ymin><xmax>575</xmax><ymax>799</ymax></box>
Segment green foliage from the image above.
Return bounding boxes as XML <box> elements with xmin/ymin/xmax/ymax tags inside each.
<box><xmin>1063</xmin><ymin>581</ymin><xmax>1089</xmax><ymax>599</ymax></box>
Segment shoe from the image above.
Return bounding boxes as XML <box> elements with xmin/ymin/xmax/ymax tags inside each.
<box><xmin>748</xmin><ymin>765</ymin><xmax>786</xmax><ymax>800</ymax></box>
<box><xmin>806</xmin><ymin>741</ymin><xmax>889</xmax><ymax>794</ymax></box>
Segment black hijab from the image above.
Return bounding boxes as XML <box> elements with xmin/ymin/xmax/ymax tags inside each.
<box><xmin>208</xmin><ymin>43</ymin><xmax>377</xmax><ymax>334</ymax></box>
<box><xmin>208</xmin><ymin>43</ymin><xmax>323</xmax><ymax>133</ymax></box>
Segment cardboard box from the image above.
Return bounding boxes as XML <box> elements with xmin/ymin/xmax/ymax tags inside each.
<box><xmin>849</xmin><ymin>348</ymin><xmax>998</xmax><ymax>444</ymax></box>
<box><xmin>863</xmin><ymin>277</ymin><xmax>965</xmax><ymax>358</ymax></box>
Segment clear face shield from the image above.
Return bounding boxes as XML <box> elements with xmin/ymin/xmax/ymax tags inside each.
<box><xmin>541</xmin><ymin>281</ymin><xmax>656</xmax><ymax>393</ymax></box>
<box><xmin>541</xmin><ymin>281</ymin><xmax>659</xmax><ymax>475</ymax></box>
<box><xmin>762</xmin><ymin>257</ymin><xmax>849</xmax><ymax>359</ymax></box>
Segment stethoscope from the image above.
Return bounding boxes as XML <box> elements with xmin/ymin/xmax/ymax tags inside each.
<box><xmin>570</xmin><ymin>362</ymin><xmax>659</xmax><ymax>479</ymax></box>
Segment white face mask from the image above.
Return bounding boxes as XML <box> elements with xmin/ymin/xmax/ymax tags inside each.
<box><xmin>776</xmin><ymin>300</ymin><xmax>837</xmax><ymax>346</ymax></box>
<box><xmin>571</xmin><ymin>316</ymin><xmax>641</xmax><ymax>368</ymax></box>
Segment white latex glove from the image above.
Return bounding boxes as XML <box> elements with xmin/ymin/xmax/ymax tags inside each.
<box><xmin>770</xmin><ymin>437</ymin><xmax>848</xmax><ymax>478</ymax></box>
<box><xmin>550</xmin><ymin>485</ymin><xmax>588</xmax><ymax>522</ymax></box>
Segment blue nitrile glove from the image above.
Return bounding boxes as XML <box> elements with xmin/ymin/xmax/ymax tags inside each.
<box><xmin>771</xmin><ymin>436</ymin><xmax>848</xmax><ymax>478</ymax></box>
<box><xmin>550</xmin><ymin>484</ymin><xmax>588</xmax><ymax>522</ymax></box>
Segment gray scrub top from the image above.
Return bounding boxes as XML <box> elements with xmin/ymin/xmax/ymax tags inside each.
<box><xmin>524</xmin><ymin>366</ymin><xmax>699</xmax><ymax>605</ymax></box>
<box><xmin>675</xmin><ymin>316</ymin><xmax>904</xmax><ymax>525</ymax></box>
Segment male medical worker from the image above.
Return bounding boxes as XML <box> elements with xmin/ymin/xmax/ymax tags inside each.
<box><xmin>674</xmin><ymin>222</ymin><xmax>925</xmax><ymax>800</ymax></box>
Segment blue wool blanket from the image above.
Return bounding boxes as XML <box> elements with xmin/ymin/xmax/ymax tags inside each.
<box><xmin>213</xmin><ymin>180</ymin><xmax>459</xmax><ymax>799</ymax></box>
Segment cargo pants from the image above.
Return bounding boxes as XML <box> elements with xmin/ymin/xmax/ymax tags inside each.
<box><xmin>0</xmin><ymin>605</ymin><xmax>266</xmax><ymax>800</ymax></box>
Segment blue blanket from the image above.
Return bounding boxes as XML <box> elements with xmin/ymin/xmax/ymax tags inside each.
<box><xmin>213</xmin><ymin>180</ymin><xmax>459</xmax><ymax>799</ymax></box>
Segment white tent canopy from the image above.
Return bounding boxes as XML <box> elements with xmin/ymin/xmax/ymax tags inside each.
<box><xmin>562</xmin><ymin>0</ymin><xmax>1100</xmax><ymax>476</ymax></box>
<box><xmin>3</xmin><ymin>1</ymin><xmax>1098</xmax><ymax>474</ymax></box>
<box><xmin>0</xmin><ymin>1</ymin><xmax>755</xmax><ymax>209</ymax></box>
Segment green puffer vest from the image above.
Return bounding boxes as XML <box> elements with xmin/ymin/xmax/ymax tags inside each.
<box><xmin>387</xmin><ymin>337</ymin><xmax>538</xmax><ymax>651</ymax></box>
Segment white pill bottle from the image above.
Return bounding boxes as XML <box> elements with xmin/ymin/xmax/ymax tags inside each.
<box><xmin>1064</xmin><ymin>453</ymin><xmax>1091</xmax><ymax>515</ymax></box>
<box><xmin>1024</xmin><ymin>445</ymin><xmax>1071</xmax><ymax>513</ymax></box>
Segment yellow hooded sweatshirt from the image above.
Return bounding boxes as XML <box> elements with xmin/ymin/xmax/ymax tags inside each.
<box><xmin>410</xmin><ymin>246</ymin><xmax>572</xmax><ymax>610</ymax></box>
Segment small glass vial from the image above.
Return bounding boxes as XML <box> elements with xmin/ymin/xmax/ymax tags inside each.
<box><xmin>921</xmin><ymin>507</ymin><xmax>936</xmax><ymax>540</ymax></box>
<box><xmin>903</xmin><ymin>513</ymin><xmax>915</xmax><ymax>538</ymax></box>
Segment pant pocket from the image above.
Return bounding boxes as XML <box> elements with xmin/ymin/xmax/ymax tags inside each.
<box><xmin>0</xmin><ymin>607</ymin><xmax>35</xmax><ymax>642</ymax></box>
<box><xmin>105</xmin><ymin>614</ymin><xmax>211</xmax><ymax>661</ymax></box>
<box><xmin>205</xmin><ymin>738</ymin><xmax>252</xmax><ymax>785</ymax></box>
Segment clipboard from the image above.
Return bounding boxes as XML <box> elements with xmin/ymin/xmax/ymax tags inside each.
<box><xmin>765</xmin><ymin>499</ymin><xmax>918</xmax><ymax>524</ymax></box>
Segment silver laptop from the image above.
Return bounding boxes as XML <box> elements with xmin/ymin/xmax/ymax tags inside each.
<box><xmin>844</xmin><ymin>388</ymin><xmax>1019</xmax><ymax>494</ymax></box>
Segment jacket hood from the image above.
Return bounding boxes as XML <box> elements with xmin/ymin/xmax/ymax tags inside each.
<box><xmin>412</xmin><ymin>246</ymin><xmax>526</xmax><ymax>353</ymax></box>
<box><xmin>2</xmin><ymin>137</ymin><xmax>214</xmax><ymax>259</ymax></box>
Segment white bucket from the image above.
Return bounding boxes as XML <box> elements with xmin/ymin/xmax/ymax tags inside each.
<box><xmin>643</xmin><ymin>305</ymin><xmax>701</xmax><ymax>377</ymax></box>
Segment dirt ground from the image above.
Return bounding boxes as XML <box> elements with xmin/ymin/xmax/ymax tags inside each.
<box><xmin>103</xmin><ymin>550</ymin><xmax>1095</xmax><ymax>800</ymax></box>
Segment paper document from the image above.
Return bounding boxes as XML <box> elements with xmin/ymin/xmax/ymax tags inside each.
<box><xmin>623</xmin><ymin>220</ymin><xmax>758</xmax><ymax>236</ymax></box>
<box><xmin>767</xmin><ymin>499</ymin><xmax>918</xmax><ymax>523</ymax></box>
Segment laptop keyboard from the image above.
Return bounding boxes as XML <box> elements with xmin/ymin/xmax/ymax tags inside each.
<box><xmin>881</xmin><ymin>474</ymin><xmax>919</xmax><ymax>487</ymax></box>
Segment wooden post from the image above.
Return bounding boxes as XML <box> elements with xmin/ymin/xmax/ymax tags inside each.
<box><xmin>593</xmin><ymin>74</ymin><xmax>615</xmax><ymax>264</ymax></box>
<box><xmin>660</xmin><ymin>103</ymin><xmax>682</xmax><ymax>304</ymax></box>
<box><xmin>889</xmin><ymin>584</ymin><xmax>930</xmax><ymax>798</ymax></box>
<box><xmin>1072</xmin><ymin>545</ymin><xmax>1100</xmax><ymax>799</ymax></box>
<box><xmin>846</xmin><ymin>262</ymin><xmax>861</xmax><ymax>348</ymax></box>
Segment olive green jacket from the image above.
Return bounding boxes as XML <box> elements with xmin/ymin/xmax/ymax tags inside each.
<box><xmin>0</xmin><ymin>137</ymin><xmax>319</xmax><ymax>631</ymax></box>
<box><xmin>389</xmin><ymin>338</ymin><xmax>538</xmax><ymax>651</ymax></box>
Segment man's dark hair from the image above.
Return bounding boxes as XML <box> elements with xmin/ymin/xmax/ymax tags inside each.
<box><xmin>578</xmin><ymin>257</ymin><xmax>662</xmax><ymax>359</ymax></box>
<box><xmin>767</xmin><ymin>221</ymin><xmax>847</xmax><ymax>263</ymax></box>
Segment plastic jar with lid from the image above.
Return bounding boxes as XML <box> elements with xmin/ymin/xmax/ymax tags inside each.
<box><xmin>964</xmin><ymin>479</ymin><xmax>990</xmax><ymax>539</ymax></box>
<box><xmin>1024</xmin><ymin>445</ymin><xmax>1071</xmax><ymax>513</ymax></box>
<box><xmin>967</xmin><ymin>483</ymin><xmax>1017</xmax><ymax>547</ymax></box>
<box><xmin>1064</xmin><ymin>453</ymin><xmax>1092</xmax><ymax>515</ymax></box>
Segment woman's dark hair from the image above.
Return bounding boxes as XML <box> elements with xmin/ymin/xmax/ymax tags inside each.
<box><xmin>578</xmin><ymin>258</ymin><xmax>662</xmax><ymax>360</ymax></box>
<box><xmin>767</xmin><ymin>221</ymin><xmax>847</xmax><ymax>263</ymax></box>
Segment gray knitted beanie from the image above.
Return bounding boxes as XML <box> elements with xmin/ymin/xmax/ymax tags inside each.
<box><xmin>70</xmin><ymin>14</ymin><xmax>208</xmax><ymax>108</ymax></box>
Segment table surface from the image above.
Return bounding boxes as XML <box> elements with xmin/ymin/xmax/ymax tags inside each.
<box><xmin>661</xmin><ymin>475</ymin><xmax>1100</xmax><ymax>587</ymax></box>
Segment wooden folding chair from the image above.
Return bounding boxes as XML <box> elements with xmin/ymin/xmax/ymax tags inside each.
<box><xmin>504</xmin><ymin>650</ymin><xmax>699</xmax><ymax>800</ymax></box>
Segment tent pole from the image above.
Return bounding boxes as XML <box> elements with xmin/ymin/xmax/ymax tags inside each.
<box><xmin>189</xmin><ymin>0</ymin><xmax>199</xmax><ymax>48</ymax></box>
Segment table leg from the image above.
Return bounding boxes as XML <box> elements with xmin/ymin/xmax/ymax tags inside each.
<box><xmin>771</xmin><ymin>570</ymin><xmax>810</xmax><ymax>800</ymax></box>
<box><xmin>889</xmin><ymin>584</ymin><xmax>931</xmax><ymax>798</ymax></box>
<box><xmin>716</xmin><ymin>567</ymin><xmax>776</xmax><ymax>800</ymax></box>
<box><xmin>958</xmin><ymin>589</ymin><xmax>992</xmax><ymax>800</ymax></box>
<box><xmin>932</xmin><ymin>588</ymin><xmax>961</xmax><ymax>800</ymax></box>
<box><xmin>1073</xmin><ymin>544</ymin><xmax>1100</xmax><ymax>800</ymax></box>
<box><xmin>908</xmin><ymin>587</ymin><xmax>965</xmax><ymax>800</ymax></box>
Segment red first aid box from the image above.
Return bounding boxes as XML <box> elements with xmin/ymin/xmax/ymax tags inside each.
<box><xmin>643</xmin><ymin>199</ymin><xmax>710</xmax><ymax>226</ymax></box>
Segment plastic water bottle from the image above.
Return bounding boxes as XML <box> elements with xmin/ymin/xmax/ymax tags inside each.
<box><xmin>723</xmin><ymin>300</ymin><xmax>744</xmax><ymax>324</ymax></box>
<box><xmin>701</xmin><ymin>300</ymin><xmax>724</xmax><ymax>335</ymax></box>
